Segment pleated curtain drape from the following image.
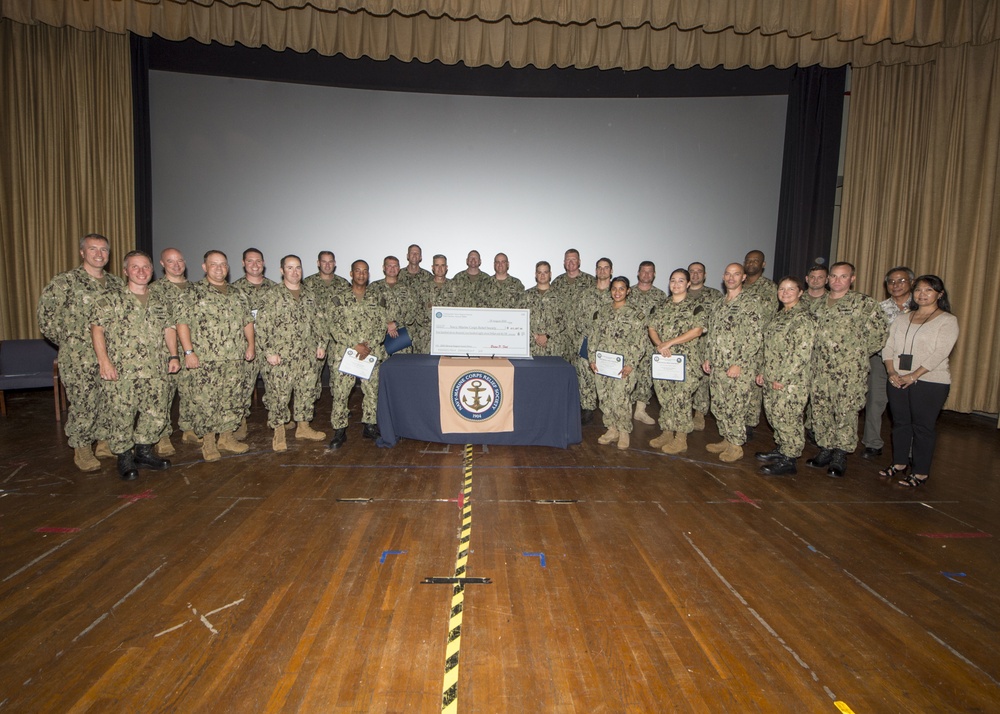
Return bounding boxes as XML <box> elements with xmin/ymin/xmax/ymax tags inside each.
<box><xmin>1</xmin><ymin>0</ymin><xmax>999</xmax><ymax>415</ymax></box>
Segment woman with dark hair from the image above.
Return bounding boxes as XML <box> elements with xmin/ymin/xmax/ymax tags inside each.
<box><xmin>647</xmin><ymin>268</ymin><xmax>706</xmax><ymax>454</ymax></box>
<box><xmin>589</xmin><ymin>276</ymin><xmax>647</xmax><ymax>450</ymax></box>
<box><xmin>754</xmin><ymin>276</ymin><xmax>816</xmax><ymax>475</ymax></box>
<box><xmin>879</xmin><ymin>275</ymin><xmax>959</xmax><ymax>487</ymax></box>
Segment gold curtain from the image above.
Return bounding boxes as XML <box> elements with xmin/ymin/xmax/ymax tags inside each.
<box><xmin>6</xmin><ymin>0</ymin><xmax>1000</xmax><ymax>70</ymax></box>
<box><xmin>839</xmin><ymin>40</ymin><xmax>1000</xmax><ymax>415</ymax></box>
<box><xmin>0</xmin><ymin>20</ymin><xmax>134</xmax><ymax>341</ymax></box>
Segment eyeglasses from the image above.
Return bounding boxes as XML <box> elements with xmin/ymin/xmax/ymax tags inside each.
<box><xmin>887</xmin><ymin>279</ymin><xmax>910</xmax><ymax>286</ymax></box>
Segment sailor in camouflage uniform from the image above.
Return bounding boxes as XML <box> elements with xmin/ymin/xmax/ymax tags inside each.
<box><xmin>232</xmin><ymin>248</ymin><xmax>277</xmax><ymax>437</ymax></box>
<box><xmin>588</xmin><ymin>277</ymin><xmax>647</xmax><ymax>451</ymax></box>
<box><xmin>303</xmin><ymin>250</ymin><xmax>352</xmax><ymax>399</ymax></box>
<box><xmin>327</xmin><ymin>260</ymin><xmax>389</xmax><ymax>449</ymax></box>
<box><xmin>399</xmin><ymin>244</ymin><xmax>434</xmax><ymax>288</ymax></box>
<box><xmin>367</xmin><ymin>255</ymin><xmax>417</xmax><ymax>355</ymax></box>
<box><xmin>37</xmin><ymin>233</ymin><xmax>124</xmax><ymax>472</ymax></box>
<box><xmin>754</xmin><ymin>277</ymin><xmax>816</xmax><ymax>475</ymax></box>
<box><xmin>627</xmin><ymin>261</ymin><xmax>668</xmax><ymax>426</ymax></box>
<box><xmin>411</xmin><ymin>255</ymin><xmax>458</xmax><ymax>353</ymax></box>
<box><xmin>805</xmin><ymin>262</ymin><xmax>887</xmax><ymax>477</ymax></box>
<box><xmin>647</xmin><ymin>269</ymin><xmax>707</xmax><ymax>455</ymax></box>
<box><xmin>520</xmin><ymin>261</ymin><xmax>565</xmax><ymax>357</ymax></box>
<box><xmin>701</xmin><ymin>263</ymin><xmax>766</xmax><ymax>462</ymax></box>
<box><xmin>255</xmin><ymin>255</ymin><xmax>328</xmax><ymax>452</ymax></box>
<box><xmin>686</xmin><ymin>261</ymin><xmax>723</xmax><ymax>431</ymax></box>
<box><xmin>90</xmin><ymin>251</ymin><xmax>177</xmax><ymax>480</ymax></box>
<box><xmin>450</xmin><ymin>250</ymin><xmax>491</xmax><ymax>308</ymax></box>
<box><xmin>574</xmin><ymin>258</ymin><xmax>613</xmax><ymax>423</ymax></box>
<box><xmin>147</xmin><ymin>247</ymin><xmax>195</xmax><ymax>455</ymax></box>
<box><xmin>483</xmin><ymin>253</ymin><xmax>525</xmax><ymax>309</ymax></box>
<box><xmin>175</xmin><ymin>250</ymin><xmax>256</xmax><ymax>461</ymax></box>
<box><xmin>552</xmin><ymin>249</ymin><xmax>597</xmax><ymax>423</ymax></box>
<box><xmin>741</xmin><ymin>251</ymin><xmax>777</xmax><ymax>435</ymax></box>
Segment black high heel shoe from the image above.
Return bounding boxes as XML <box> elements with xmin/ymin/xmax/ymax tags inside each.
<box><xmin>878</xmin><ymin>463</ymin><xmax>908</xmax><ymax>479</ymax></box>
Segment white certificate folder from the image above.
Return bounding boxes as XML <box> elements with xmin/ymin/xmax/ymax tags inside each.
<box><xmin>652</xmin><ymin>353</ymin><xmax>686</xmax><ymax>381</ymax></box>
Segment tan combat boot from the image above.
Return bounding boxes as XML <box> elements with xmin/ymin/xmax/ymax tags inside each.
<box><xmin>272</xmin><ymin>427</ymin><xmax>287</xmax><ymax>452</ymax></box>
<box><xmin>201</xmin><ymin>433</ymin><xmax>220</xmax><ymax>461</ymax></box>
<box><xmin>155</xmin><ymin>434</ymin><xmax>175</xmax><ymax>457</ymax></box>
<box><xmin>218</xmin><ymin>430</ymin><xmax>250</xmax><ymax>454</ymax></box>
<box><xmin>633</xmin><ymin>402</ymin><xmax>655</xmax><ymax>425</ymax></box>
<box><xmin>295</xmin><ymin>421</ymin><xmax>326</xmax><ymax>441</ymax></box>
<box><xmin>234</xmin><ymin>417</ymin><xmax>248</xmax><ymax>441</ymax></box>
<box><xmin>719</xmin><ymin>441</ymin><xmax>744</xmax><ymax>462</ymax></box>
<box><xmin>662</xmin><ymin>432</ymin><xmax>688</xmax><ymax>455</ymax></box>
<box><xmin>706</xmin><ymin>439</ymin><xmax>729</xmax><ymax>453</ymax></box>
<box><xmin>692</xmin><ymin>410</ymin><xmax>706</xmax><ymax>431</ymax></box>
<box><xmin>617</xmin><ymin>431</ymin><xmax>631</xmax><ymax>451</ymax></box>
<box><xmin>597</xmin><ymin>427</ymin><xmax>620</xmax><ymax>445</ymax></box>
<box><xmin>94</xmin><ymin>440</ymin><xmax>113</xmax><ymax>459</ymax></box>
<box><xmin>73</xmin><ymin>445</ymin><xmax>100</xmax><ymax>472</ymax></box>
<box><xmin>182</xmin><ymin>430</ymin><xmax>202</xmax><ymax>445</ymax></box>
<box><xmin>649</xmin><ymin>430</ymin><xmax>674</xmax><ymax>449</ymax></box>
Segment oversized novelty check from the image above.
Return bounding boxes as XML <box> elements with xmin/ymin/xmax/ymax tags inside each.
<box><xmin>430</xmin><ymin>307</ymin><xmax>531</xmax><ymax>359</ymax></box>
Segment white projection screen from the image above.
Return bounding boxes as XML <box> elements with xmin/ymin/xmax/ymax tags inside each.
<box><xmin>150</xmin><ymin>70</ymin><xmax>787</xmax><ymax>287</ymax></box>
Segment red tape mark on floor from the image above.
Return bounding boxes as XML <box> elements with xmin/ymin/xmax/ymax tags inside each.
<box><xmin>119</xmin><ymin>489</ymin><xmax>156</xmax><ymax>502</ymax></box>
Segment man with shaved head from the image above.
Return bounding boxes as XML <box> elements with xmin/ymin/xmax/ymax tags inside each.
<box><xmin>701</xmin><ymin>263</ymin><xmax>766</xmax><ymax>463</ymax></box>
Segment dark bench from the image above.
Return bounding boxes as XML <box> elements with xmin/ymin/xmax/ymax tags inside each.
<box><xmin>0</xmin><ymin>339</ymin><xmax>65</xmax><ymax>420</ymax></box>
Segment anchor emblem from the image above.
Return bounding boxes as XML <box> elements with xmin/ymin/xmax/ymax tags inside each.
<box><xmin>462</xmin><ymin>379</ymin><xmax>493</xmax><ymax>411</ymax></box>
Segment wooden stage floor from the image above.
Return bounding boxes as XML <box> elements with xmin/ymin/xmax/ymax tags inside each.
<box><xmin>1</xmin><ymin>388</ymin><xmax>998</xmax><ymax>712</ymax></box>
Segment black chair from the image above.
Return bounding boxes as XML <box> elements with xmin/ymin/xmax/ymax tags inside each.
<box><xmin>0</xmin><ymin>339</ymin><xmax>64</xmax><ymax>420</ymax></box>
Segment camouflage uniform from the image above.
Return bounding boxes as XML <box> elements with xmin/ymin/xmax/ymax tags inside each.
<box><xmin>760</xmin><ymin>302</ymin><xmax>815</xmax><ymax>457</ymax></box>
<box><xmin>148</xmin><ymin>278</ymin><xmax>194</xmax><ymax>436</ymax></box>
<box><xmin>588</xmin><ymin>302</ymin><xmax>647</xmax><ymax>433</ymax></box>
<box><xmin>175</xmin><ymin>280</ymin><xmax>253</xmax><ymax>436</ymax></box>
<box><xmin>37</xmin><ymin>266</ymin><xmax>124</xmax><ymax>448</ymax></box>
<box><xmin>742</xmin><ymin>276</ymin><xmax>777</xmax><ymax>428</ymax></box>
<box><xmin>519</xmin><ymin>287</ymin><xmax>565</xmax><ymax>357</ymax></box>
<box><xmin>450</xmin><ymin>271</ymin><xmax>491</xmax><ymax>308</ymax></box>
<box><xmin>232</xmin><ymin>276</ymin><xmax>277</xmax><ymax>418</ymax></box>
<box><xmin>91</xmin><ymin>286</ymin><xmax>174</xmax><ymax>454</ymax></box>
<box><xmin>648</xmin><ymin>297</ymin><xmax>707</xmax><ymax>434</ymax></box>
<box><xmin>627</xmin><ymin>285</ymin><xmax>668</xmax><ymax>405</ymax></box>
<box><xmin>255</xmin><ymin>284</ymin><xmax>326</xmax><ymax>428</ymax></box>
<box><xmin>412</xmin><ymin>280</ymin><xmax>459</xmax><ymax>353</ymax></box>
<box><xmin>367</xmin><ymin>279</ymin><xmax>417</xmax><ymax>354</ymax></box>
<box><xmin>809</xmin><ymin>292</ymin><xmax>887</xmax><ymax>452</ymax></box>
<box><xmin>303</xmin><ymin>273</ymin><xmax>352</xmax><ymax>389</ymax></box>
<box><xmin>574</xmin><ymin>284</ymin><xmax>613</xmax><ymax>413</ymax></box>
<box><xmin>704</xmin><ymin>291</ymin><xmax>766</xmax><ymax>445</ymax></box>
<box><xmin>552</xmin><ymin>272</ymin><xmax>597</xmax><ymax>409</ymax></box>
<box><xmin>482</xmin><ymin>275</ymin><xmax>526</xmax><ymax>309</ymax></box>
<box><xmin>399</xmin><ymin>267</ymin><xmax>434</xmax><ymax>287</ymax></box>
<box><xmin>687</xmin><ymin>285</ymin><xmax>723</xmax><ymax>416</ymax></box>
<box><xmin>328</xmin><ymin>289</ymin><xmax>389</xmax><ymax>428</ymax></box>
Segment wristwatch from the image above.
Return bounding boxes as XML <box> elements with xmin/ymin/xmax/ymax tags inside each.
<box><xmin>184</xmin><ymin>349</ymin><xmax>195</xmax><ymax>355</ymax></box>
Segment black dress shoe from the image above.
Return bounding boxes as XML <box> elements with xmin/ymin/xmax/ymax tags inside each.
<box><xmin>362</xmin><ymin>423</ymin><xmax>380</xmax><ymax>440</ymax></box>
<box><xmin>328</xmin><ymin>428</ymin><xmax>347</xmax><ymax>450</ymax></box>
<box><xmin>117</xmin><ymin>451</ymin><xmax>138</xmax><ymax>481</ymax></box>
<box><xmin>861</xmin><ymin>447</ymin><xmax>883</xmax><ymax>460</ymax></box>
<box><xmin>806</xmin><ymin>448</ymin><xmax>834</xmax><ymax>468</ymax></box>
<box><xmin>761</xmin><ymin>456</ymin><xmax>797</xmax><ymax>476</ymax></box>
<box><xmin>827</xmin><ymin>449</ymin><xmax>847</xmax><ymax>478</ymax></box>
<box><xmin>581</xmin><ymin>409</ymin><xmax>594</xmax><ymax>425</ymax></box>
<box><xmin>134</xmin><ymin>443</ymin><xmax>170</xmax><ymax>470</ymax></box>
<box><xmin>755</xmin><ymin>447</ymin><xmax>783</xmax><ymax>463</ymax></box>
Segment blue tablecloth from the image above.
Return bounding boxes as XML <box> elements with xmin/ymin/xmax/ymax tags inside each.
<box><xmin>376</xmin><ymin>355</ymin><xmax>582</xmax><ymax>448</ymax></box>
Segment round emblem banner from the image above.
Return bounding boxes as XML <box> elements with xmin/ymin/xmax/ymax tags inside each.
<box><xmin>451</xmin><ymin>371</ymin><xmax>503</xmax><ymax>421</ymax></box>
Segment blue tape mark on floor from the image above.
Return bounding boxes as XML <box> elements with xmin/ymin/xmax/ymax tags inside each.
<box><xmin>523</xmin><ymin>552</ymin><xmax>546</xmax><ymax>568</ymax></box>
<box><xmin>380</xmin><ymin>550</ymin><xmax>406</xmax><ymax>564</ymax></box>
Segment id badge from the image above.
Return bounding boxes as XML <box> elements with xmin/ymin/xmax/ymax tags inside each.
<box><xmin>898</xmin><ymin>354</ymin><xmax>913</xmax><ymax>371</ymax></box>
